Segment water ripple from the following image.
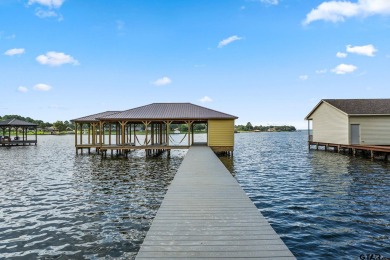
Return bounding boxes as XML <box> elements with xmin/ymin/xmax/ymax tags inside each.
<box><xmin>220</xmin><ymin>132</ymin><xmax>390</xmax><ymax>259</ymax></box>
<box><xmin>0</xmin><ymin>135</ymin><xmax>184</xmax><ymax>259</ymax></box>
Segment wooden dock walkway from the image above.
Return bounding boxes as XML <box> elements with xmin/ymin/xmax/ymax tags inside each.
<box><xmin>308</xmin><ymin>141</ymin><xmax>390</xmax><ymax>160</ymax></box>
<box><xmin>136</xmin><ymin>146</ymin><xmax>295</xmax><ymax>259</ymax></box>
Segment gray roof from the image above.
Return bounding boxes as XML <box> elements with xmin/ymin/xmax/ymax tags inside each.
<box><xmin>306</xmin><ymin>99</ymin><xmax>390</xmax><ymax>119</ymax></box>
<box><xmin>0</xmin><ymin>119</ymin><xmax>38</xmax><ymax>127</ymax></box>
<box><xmin>99</xmin><ymin>103</ymin><xmax>238</xmax><ymax>120</ymax></box>
<box><xmin>325</xmin><ymin>99</ymin><xmax>390</xmax><ymax>115</ymax></box>
<box><xmin>71</xmin><ymin>111</ymin><xmax>120</xmax><ymax>122</ymax></box>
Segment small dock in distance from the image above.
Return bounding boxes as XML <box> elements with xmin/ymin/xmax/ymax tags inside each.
<box><xmin>136</xmin><ymin>146</ymin><xmax>295</xmax><ymax>259</ymax></box>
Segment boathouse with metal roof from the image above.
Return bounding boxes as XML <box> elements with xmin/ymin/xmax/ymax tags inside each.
<box><xmin>0</xmin><ymin>119</ymin><xmax>38</xmax><ymax>147</ymax></box>
<box><xmin>72</xmin><ymin>103</ymin><xmax>238</xmax><ymax>155</ymax></box>
<box><xmin>306</xmin><ymin>99</ymin><xmax>390</xmax><ymax>145</ymax></box>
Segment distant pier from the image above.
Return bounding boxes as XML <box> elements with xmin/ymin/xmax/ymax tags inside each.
<box><xmin>136</xmin><ymin>146</ymin><xmax>295</xmax><ymax>259</ymax></box>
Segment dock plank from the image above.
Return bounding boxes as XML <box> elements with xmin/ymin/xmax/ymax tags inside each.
<box><xmin>136</xmin><ymin>146</ymin><xmax>295</xmax><ymax>259</ymax></box>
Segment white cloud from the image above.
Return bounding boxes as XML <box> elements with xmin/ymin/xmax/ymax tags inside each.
<box><xmin>299</xmin><ymin>75</ymin><xmax>309</xmax><ymax>80</ymax></box>
<box><xmin>260</xmin><ymin>0</ymin><xmax>279</xmax><ymax>5</ymax></box>
<box><xmin>17</xmin><ymin>86</ymin><xmax>28</xmax><ymax>93</ymax></box>
<box><xmin>33</xmin><ymin>83</ymin><xmax>52</xmax><ymax>91</ymax></box>
<box><xmin>199</xmin><ymin>96</ymin><xmax>213</xmax><ymax>103</ymax></box>
<box><xmin>35</xmin><ymin>8</ymin><xmax>59</xmax><ymax>18</ymax></box>
<box><xmin>346</xmin><ymin>44</ymin><xmax>377</xmax><ymax>57</ymax></box>
<box><xmin>36</xmin><ymin>51</ymin><xmax>79</xmax><ymax>66</ymax></box>
<box><xmin>218</xmin><ymin>35</ymin><xmax>243</xmax><ymax>48</ymax></box>
<box><xmin>336</xmin><ymin>52</ymin><xmax>348</xmax><ymax>58</ymax></box>
<box><xmin>28</xmin><ymin>0</ymin><xmax>65</xmax><ymax>8</ymax></box>
<box><xmin>152</xmin><ymin>76</ymin><xmax>172</xmax><ymax>86</ymax></box>
<box><xmin>28</xmin><ymin>0</ymin><xmax>64</xmax><ymax>20</ymax></box>
<box><xmin>316</xmin><ymin>69</ymin><xmax>327</xmax><ymax>74</ymax></box>
<box><xmin>4</xmin><ymin>48</ymin><xmax>25</xmax><ymax>56</ymax></box>
<box><xmin>332</xmin><ymin>63</ymin><xmax>357</xmax><ymax>74</ymax></box>
<box><xmin>303</xmin><ymin>0</ymin><xmax>390</xmax><ymax>25</ymax></box>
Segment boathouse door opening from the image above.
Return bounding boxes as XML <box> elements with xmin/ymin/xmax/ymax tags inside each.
<box><xmin>192</xmin><ymin>122</ymin><xmax>208</xmax><ymax>146</ymax></box>
<box><xmin>351</xmin><ymin>124</ymin><xmax>360</xmax><ymax>145</ymax></box>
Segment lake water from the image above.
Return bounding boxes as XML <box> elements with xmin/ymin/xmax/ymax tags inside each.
<box><xmin>1</xmin><ymin>132</ymin><xmax>389</xmax><ymax>259</ymax></box>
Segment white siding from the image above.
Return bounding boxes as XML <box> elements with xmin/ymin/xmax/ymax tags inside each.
<box><xmin>349</xmin><ymin>116</ymin><xmax>390</xmax><ymax>145</ymax></box>
<box><xmin>311</xmin><ymin>102</ymin><xmax>349</xmax><ymax>144</ymax></box>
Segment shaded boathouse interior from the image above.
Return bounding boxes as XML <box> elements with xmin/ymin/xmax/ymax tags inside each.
<box><xmin>71</xmin><ymin>103</ymin><xmax>238</xmax><ymax>156</ymax></box>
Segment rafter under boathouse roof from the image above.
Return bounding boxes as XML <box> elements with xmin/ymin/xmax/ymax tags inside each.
<box><xmin>98</xmin><ymin>103</ymin><xmax>238</xmax><ymax>121</ymax></box>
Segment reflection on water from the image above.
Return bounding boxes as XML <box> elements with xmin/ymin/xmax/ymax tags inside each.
<box><xmin>0</xmin><ymin>135</ymin><xmax>185</xmax><ymax>259</ymax></box>
<box><xmin>221</xmin><ymin>132</ymin><xmax>390</xmax><ymax>259</ymax></box>
<box><xmin>1</xmin><ymin>133</ymin><xmax>389</xmax><ymax>259</ymax></box>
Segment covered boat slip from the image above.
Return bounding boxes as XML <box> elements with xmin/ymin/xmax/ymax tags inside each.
<box><xmin>72</xmin><ymin>103</ymin><xmax>237</xmax><ymax>156</ymax></box>
<box><xmin>0</xmin><ymin>119</ymin><xmax>38</xmax><ymax>147</ymax></box>
<box><xmin>136</xmin><ymin>146</ymin><xmax>295</xmax><ymax>259</ymax></box>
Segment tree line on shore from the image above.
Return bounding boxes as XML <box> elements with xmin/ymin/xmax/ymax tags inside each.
<box><xmin>0</xmin><ymin>115</ymin><xmax>207</xmax><ymax>133</ymax></box>
<box><xmin>1</xmin><ymin>115</ymin><xmax>296</xmax><ymax>133</ymax></box>
<box><xmin>235</xmin><ymin>122</ymin><xmax>296</xmax><ymax>132</ymax></box>
<box><xmin>0</xmin><ymin>115</ymin><xmax>73</xmax><ymax>132</ymax></box>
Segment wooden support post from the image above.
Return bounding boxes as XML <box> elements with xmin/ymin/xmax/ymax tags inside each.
<box><xmin>102</xmin><ymin>123</ymin><xmax>105</xmax><ymax>145</ymax></box>
<box><xmin>80</xmin><ymin>123</ymin><xmax>83</xmax><ymax>145</ymax></box>
<box><xmin>151</xmin><ymin>123</ymin><xmax>154</xmax><ymax>145</ymax></box>
<box><xmin>116</xmin><ymin>123</ymin><xmax>119</xmax><ymax>145</ymax></box>
<box><xmin>143</xmin><ymin>121</ymin><xmax>151</xmax><ymax>147</ymax></box>
<box><xmin>159</xmin><ymin>123</ymin><xmax>163</xmax><ymax>144</ymax></box>
<box><xmin>88</xmin><ymin>124</ymin><xmax>91</xmax><ymax>144</ymax></box>
<box><xmin>99</xmin><ymin>122</ymin><xmax>103</xmax><ymax>148</ymax></box>
<box><xmin>120</xmin><ymin>121</ymin><xmax>128</xmax><ymax>146</ymax></box>
<box><xmin>352</xmin><ymin>148</ymin><xmax>356</xmax><ymax>156</ymax></box>
<box><xmin>109</xmin><ymin>123</ymin><xmax>112</xmax><ymax>145</ymax></box>
<box><xmin>371</xmin><ymin>150</ymin><xmax>374</xmax><ymax>159</ymax></box>
<box><xmin>191</xmin><ymin>123</ymin><xmax>194</xmax><ymax>145</ymax></box>
<box><xmin>186</xmin><ymin>121</ymin><xmax>194</xmax><ymax>146</ymax></box>
<box><xmin>133</xmin><ymin>124</ymin><xmax>136</xmax><ymax>146</ymax></box>
<box><xmin>163</xmin><ymin>121</ymin><xmax>172</xmax><ymax>147</ymax></box>
<box><xmin>91</xmin><ymin>123</ymin><xmax>96</xmax><ymax>145</ymax></box>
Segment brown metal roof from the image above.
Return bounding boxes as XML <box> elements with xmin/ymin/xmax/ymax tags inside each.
<box><xmin>324</xmin><ymin>99</ymin><xmax>390</xmax><ymax>115</ymax></box>
<box><xmin>305</xmin><ymin>99</ymin><xmax>390</xmax><ymax>119</ymax></box>
<box><xmin>0</xmin><ymin>119</ymin><xmax>38</xmax><ymax>127</ymax></box>
<box><xmin>99</xmin><ymin>103</ymin><xmax>238</xmax><ymax>120</ymax></box>
<box><xmin>71</xmin><ymin>111</ymin><xmax>120</xmax><ymax>122</ymax></box>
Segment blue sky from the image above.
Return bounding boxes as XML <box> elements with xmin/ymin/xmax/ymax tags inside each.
<box><xmin>1</xmin><ymin>0</ymin><xmax>390</xmax><ymax>128</ymax></box>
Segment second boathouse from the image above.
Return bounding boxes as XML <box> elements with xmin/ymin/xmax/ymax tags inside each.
<box><xmin>306</xmin><ymin>99</ymin><xmax>390</xmax><ymax>145</ymax></box>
